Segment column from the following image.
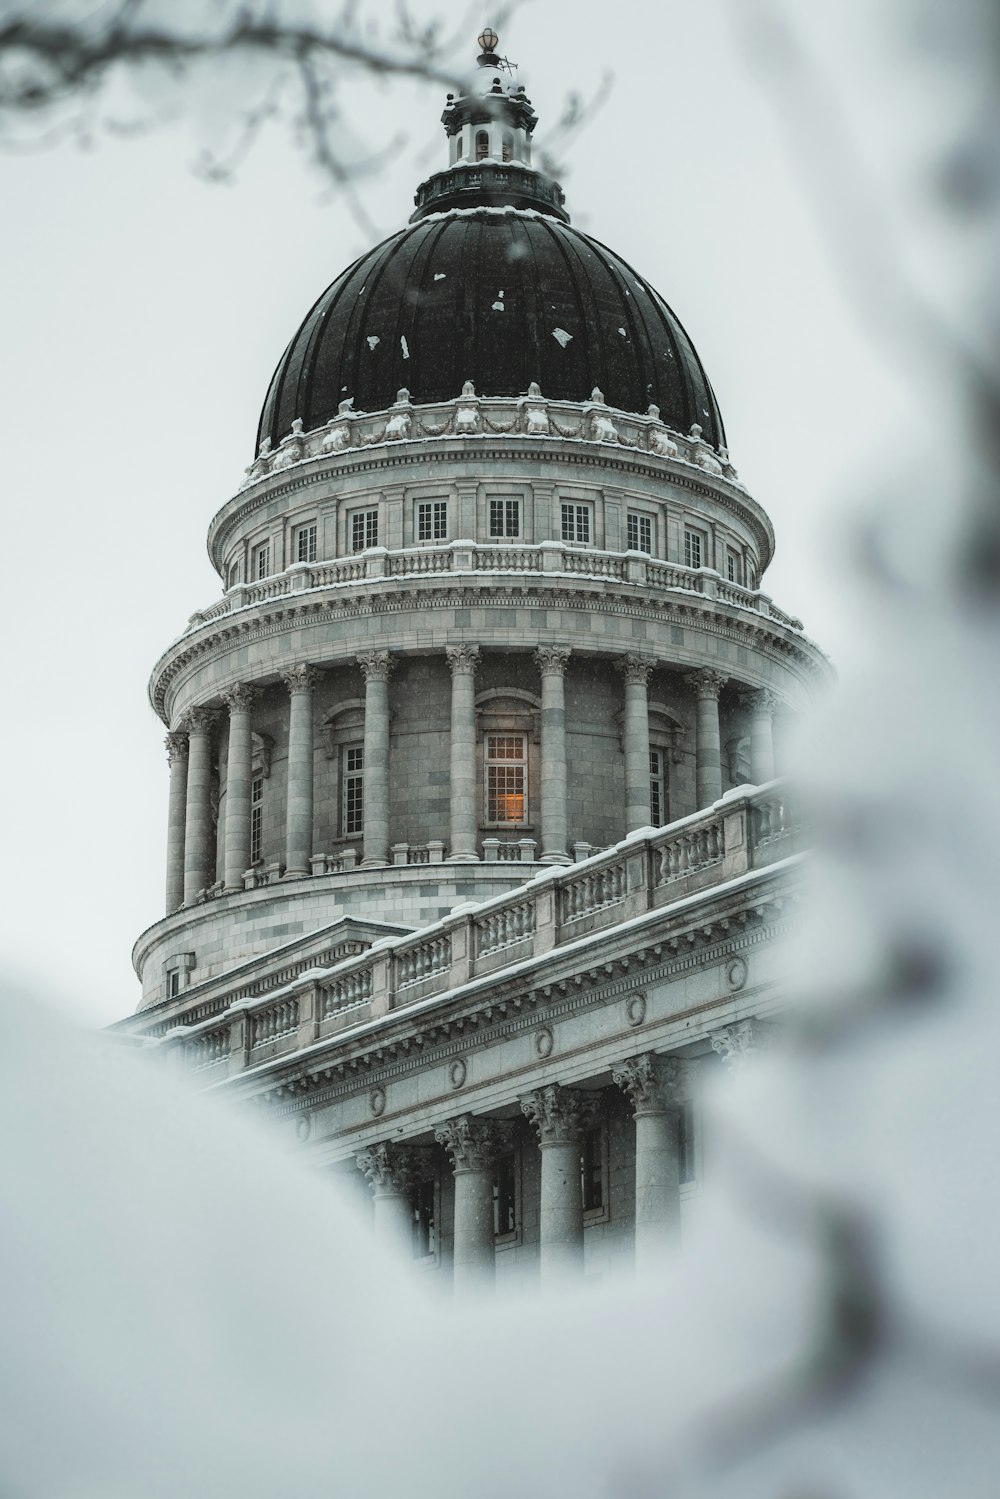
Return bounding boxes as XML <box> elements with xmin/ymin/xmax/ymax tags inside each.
<box><xmin>445</xmin><ymin>645</ymin><xmax>480</xmax><ymax>862</ymax></box>
<box><xmin>182</xmin><ymin>707</ymin><xmax>217</xmax><ymax>905</ymax></box>
<box><xmin>612</xmin><ymin>1053</ymin><xmax>683</xmax><ymax>1271</ymax></box>
<box><xmin>357</xmin><ymin>650</ymin><xmax>392</xmax><ymax>867</ymax></box>
<box><xmin>536</xmin><ymin>646</ymin><xmax>571</xmax><ymax>864</ymax></box>
<box><xmin>283</xmin><ymin>664</ymin><xmax>319</xmax><ymax>876</ymax></box>
<box><xmin>743</xmin><ymin>689</ymin><xmax>778</xmax><ymax>785</ymax></box>
<box><xmin>164</xmin><ymin>730</ymin><xmax>189</xmax><ymax>914</ymax></box>
<box><xmin>355</xmin><ymin>1143</ymin><xmax>417</xmax><ymax>1259</ymax></box>
<box><xmin>435</xmin><ymin>1114</ymin><xmax>513</xmax><ymax>1296</ymax></box>
<box><xmin>521</xmin><ymin>1083</ymin><xmax>600</xmax><ymax>1285</ymax></box>
<box><xmin>222</xmin><ymin>685</ymin><xmax>256</xmax><ymax>893</ymax></box>
<box><xmin>686</xmin><ymin>669</ymin><xmax>727</xmax><ymax>808</ymax></box>
<box><xmin>621</xmin><ymin>656</ymin><xmax>653</xmax><ymax>832</ymax></box>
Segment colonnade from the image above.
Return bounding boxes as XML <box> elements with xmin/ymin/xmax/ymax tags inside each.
<box><xmin>355</xmin><ymin>1051</ymin><xmax>685</xmax><ymax>1292</ymax></box>
<box><xmin>162</xmin><ymin>649</ymin><xmax>780</xmax><ymax>913</ymax></box>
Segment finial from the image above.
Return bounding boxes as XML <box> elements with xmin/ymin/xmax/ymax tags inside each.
<box><xmin>478</xmin><ymin>27</ymin><xmax>500</xmax><ymax>62</ymax></box>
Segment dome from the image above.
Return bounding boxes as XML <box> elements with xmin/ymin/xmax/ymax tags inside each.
<box><xmin>256</xmin><ymin>210</ymin><xmax>726</xmax><ymax>454</ymax></box>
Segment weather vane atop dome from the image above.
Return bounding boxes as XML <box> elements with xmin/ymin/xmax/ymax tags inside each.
<box><xmin>477</xmin><ymin>25</ymin><xmax>515</xmax><ymax>73</ymax></box>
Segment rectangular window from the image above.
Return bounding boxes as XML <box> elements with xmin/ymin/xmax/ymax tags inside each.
<box><xmin>679</xmin><ymin>1099</ymin><xmax>696</xmax><ymax>1184</ymax></box>
<box><xmin>485</xmin><ymin>733</ymin><xmax>527</xmax><ymax>825</ymax></box>
<box><xmin>342</xmin><ymin>744</ymin><xmax>364</xmax><ymax>835</ymax></box>
<box><xmin>727</xmin><ymin>548</ymin><xmax>742</xmax><ymax>585</ymax></box>
<box><xmin>627</xmin><ymin>512</ymin><xmax>652</xmax><ymax>553</ymax></box>
<box><xmin>252</xmin><ymin>542</ymin><xmax>270</xmax><ymax>580</ymax></box>
<box><xmin>488</xmin><ymin>496</ymin><xmax>520</xmax><ymax>538</ymax></box>
<box><xmin>351</xmin><ymin>509</ymin><xmax>378</xmax><ymax>552</ymax></box>
<box><xmin>417</xmin><ymin>500</ymin><xmax>448</xmax><ymax>541</ymax></box>
<box><xmin>493</xmin><ymin>1153</ymin><xmax>517</xmax><ymax>1238</ymax></box>
<box><xmin>683</xmin><ymin>528</ymin><xmax>703</xmax><ymax>569</ymax></box>
<box><xmin>413</xmin><ymin>1179</ymin><xmax>436</xmax><ymax>1258</ymax></box>
<box><xmin>560</xmin><ymin>502</ymin><xmax>591</xmax><ymax>544</ymax></box>
<box><xmin>296</xmin><ymin>522</ymin><xmax>317</xmax><ymax>564</ymax></box>
<box><xmin>250</xmin><ymin>775</ymin><xmax>264</xmax><ymax>863</ymax></box>
<box><xmin>649</xmin><ymin>747</ymin><xmax>666</xmax><ymax>828</ymax></box>
<box><xmin>227</xmin><ymin>561</ymin><xmax>240</xmax><ymax>589</ymax></box>
<box><xmin>581</xmin><ymin>1126</ymin><xmax>604</xmax><ymax>1212</ymax></box>
<box><xmin>168</xmin><ymin>970</ymin><xmax>180</xmax><ymax>998</ymax></box>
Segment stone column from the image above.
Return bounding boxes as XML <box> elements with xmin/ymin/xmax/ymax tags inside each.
<box><xmin>164</xmin><ymin>730</ymin><xmax>189</xmax><ymax>914</ymax></box>
<box><xmin>621</xmin><ymin>656</ymin><xmax>653</xmax><ymax>832</ymax></box>
<box><xmin>521</xmin><ymin>1083</ymin><xmax>600</xmax><ymax>1285</ymax></box>
<box><xmin>612</xmin><ymin>1053</ymin><xmax>683</xmax><ymax>1271</ymax></box>
<box><xmin>283</xmin><ymin>664</ymin><xmax>319</xmax><ymax>877</ymax></box>
<box><xmin>355</xmin><ymin>1143</ymin><xmax>417</xmax><ymax>1259</ymax></box>
<box><xmin>445</xmin><ymin>645</ymin><xmax>480</xmax><ymax>863</ymax></box>
<box><xmin>222</xmin><ymin>685</ymin><xmax>256</xmax><ymax>893</ymax></box>
<box><xmin>742</xmin><ymin>689</ymin><xmax>779</xmax><ymax>785</ymax></box>
<box><xmin>435</xmin><ymin>1114</ymin><xmax>513</xmax><ymax>1296</ymax></box>
<box><xmin>536</xmin><ymin>646</ymin><xmax>571</xmax><ymax>864</ymax></box>
<box><xmin>686</xmin><ymin>669</ymin><xmax>727</xmax><ymax>809</ymax></box>
<box><xmin>357</xmin><ymin>650</ymin><xmax>392</xmax><ymax>867</ymax></box>
<box><xmin>182</xmin><ymin>707</ymin><xmax>217</xmax><ymax>905</ymax></box>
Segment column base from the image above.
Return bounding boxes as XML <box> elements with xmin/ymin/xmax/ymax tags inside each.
<box><xmin>539</xmin><ymin>852</ymin><xmax>573</xmax><ymax>865</ymax></box>
<box><xmin>280</xmin><ymin>867</ymin><xmax>310</xmax><ymax>880</ymax></box>
<box><xmin>359</xmin><ymin>858</ymin><xmax>389</xmax><ymax>870</ymax></box>
<box><xmin>221</xmin><ymin>884</ymin><xmax>243</xmax><ymax>896</ymax></box>
<box><xmin>446</xmin><ymin>853</ymin><xmax>480</xmax><ymax>864</ymax></box>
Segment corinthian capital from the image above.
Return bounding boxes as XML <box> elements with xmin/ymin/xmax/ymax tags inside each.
<box><xmin>445</xmin><ymin>644</ymin><xmax>481</xmax><ymax>677</ymax></box>
<box><xmin>282</xmin><ymin>663</ymin><xmax>321</xmax><ymax>695</ymax></box>
<box><xmin>355</xmin><ymin>1142</ymin><xmax>426</xmax><ymax>1195</ymax></box>
<box><xmin>709</xmin><ymin>1019</ymin><xmax>756</xmax><ymax>1071</ymax></box>
<box><xmin>435</xmin><ymin>1114</ymin><xmax>513</xmax><ymax>1173</ymax></box>
<box><xmin>738</xmin><ymin>688</ymin><xmax>781</xmax><ymax>719</ymax></box>
<box><xmin>685</xmin><ymin>669</ymin><xmax>727</xmax><ymax>701</ymax></box>
<box><xmin>222</xmin><ymin>683</ymin><xmax>257</xmax><ymax>714</ymax></box>
<box><xmin>165</xmin><ymin>731</ymin><xmax>189</xmax><ymax>766</ymax></box>
<box><xmin>612</xmin><ymin>1053</ymin><xmax>683</xmax><ymax>1115</ymax></box>
<box><xmin>622</xmin><ymin>655</ymin><xmax>653</xmax><ymax>687</ymax></box>
<box><xmin>181</xmin><ymin>706</ymin><xmax>219</xmax><ymax>738</ymax></box>
<box><xmin>357</xmin><ymin>649</ymin><xmax>392</xmax><ymax>684</ymax></box>
<box><xmin>520</xmin><ymin>1084</ymin><xmax>600</xmax><ymax>1145</ymax></box>
<box><xmin>535</xmin><ymin>646</ymin><xmax>571</xmax><ymax>678</ymax></box>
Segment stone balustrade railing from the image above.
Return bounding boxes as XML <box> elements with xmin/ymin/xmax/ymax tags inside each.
<box><xmin>167</xmin><ymin>781</ymin><xmax>805</xmax><ymax>1079</ymax></box>
<box><xmin>184</xmin><ymin>541</ymin><xmax>804</xmax><ymax>636</ymax></box>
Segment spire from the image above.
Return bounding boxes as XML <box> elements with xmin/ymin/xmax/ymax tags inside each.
<box><xmin>409</xmin><ymin>28</ymin><xmax>568</xmax><ymax>223</ymax></box>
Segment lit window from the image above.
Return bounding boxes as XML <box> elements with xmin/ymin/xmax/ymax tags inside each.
<box><xmin>417</xmin><ymin>500</ymin><xmax>448</xmax><ymax>541</ymax></box>
<box><xmin>581</xmin><ymin>1126</ymin><xmax>604</xmax><ymax>1212</ymax></box>
<box><xmin>413</xmin><ymin>1178</ymin><xmax>436</xmax><ymax>1258</ymax></box>
<box><xmin>250</xmin><ymin>775</ymin><xmax>264</xmax><ymax>863</ymax></box>
<box><xmin>649</xmin><ymin>748</ymin><xmax>666</xmax><ymax>828</ymax></box>
<box><xmin>493</xmin><ymin>1153</ymin><xmax>517</xmax><ymax>1237</ymax></box>
<box><xmin>627</xmin><ymin>512</ymin><xmax>652</xmax><ymax>553</ymax></box>
<box><xmin>343</xmin><ymin>744</ymin><xmax>364</xmax><ymax>835</ymax></box>
<box><xmin>502</xmin><ymin>129</ymin><xmax>514</xmax><ymax>162</ymax></box>
<box><xmin>560</xmin><ymin>502</ymin><xmax>591</xmax><ymax>544</ymax></box>
<box><xmin>727</xmin><ymin>549</ymin><xmax>742</xmax><ymax>585</ymax></box>
<box><xmin>296</xmin><ymin>522</ymin><xmax>317</xmax><ymax>564</ymax></box>
<box><xmin>485</xmin><ymin>733</ymin><xmax>526</xmax><ymax>824</ymax></box>
<box><xmin>488</xmin><ymin>497</ymin><xmax>520</xmax><ymax>538</ymax></box>
<box><xmin>351</xmin><ymin>509</ymin><xmax>378</xmax><ymax>552</ymax></box>
<box><xmin>227</xmin><ymin>560</ymin><xmax>240</xmax><ymax>589</ymax></box>
<box><xmin>476</xmin><ymin>129</ymin><xmax>489</xmax><ymax>161</ymax></box>
<box><xmin>683</xmin><ymin>528</ymin><xmax>703</xmax><ymax>569</ymax></box>
<box><xmin>252</xmin><ymin>542</ymin><xmax>270</xmax><ymax>580</ymax></box>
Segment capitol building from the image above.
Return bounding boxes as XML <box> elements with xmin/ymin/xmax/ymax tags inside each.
<box><xmin>114</xmin><ymin>30</ymin><xmax>829</xmax><ymax>1294</ymax></box>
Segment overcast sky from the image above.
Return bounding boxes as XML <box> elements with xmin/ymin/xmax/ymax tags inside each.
<box><xmin>0</xmin><ymin>0</ymin><xmax>944</xmax><ymax>1026</ymax></box>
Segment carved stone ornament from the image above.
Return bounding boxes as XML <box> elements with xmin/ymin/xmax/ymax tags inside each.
<box><xmin>369</xmin><ymin>1084</ymin><xmax>386</xmax><ymax>1116</ymax></box>
<box><xmin>222</xmin><ymin>683</ymin><xmax>257</xmax><ymax>715</ymax></box>
<box><xmin>434</xmin><ymin>1114</ymin><xmax>514</xmax><ymax>1173</ymax></box>
<box><xmin>535</xmin><ymin>1025</ymin><xmax>554</xmax><ymax>1059</ymax></box>
<box><xmin>727</xmin><ymin>957</ymin><xmax>748</xmax><ymax>992</ymax></box>
<box><xmin>181</xmin><ymin>706</ymin><xmax>219</xmax><ymax>738</ymax></box>
<box><xmin>535</xmin><ymin>645</ymin><xmax>571</xmax><ymax>677</ymax></box>
<box><xmin>449</xmin><ymin>1058</ymin><xmax>467</xmax><ymax>1090</ymax></box>
<box><xmin>625</xmin><ymin>992</ymin><xmax>648</xmax><ymax>1027</ymax></box>
<box><xmin>357</xmin><ymin>649</ymin><xmax>393</xmax><ymax>684</ymax></box>
<box><xmin>612</xmin><ymin>1053</ymin><xmax>683</xmax><ymax>1115</ymax></box>
<box><xmin>685</xmin><ymin>669</ymin><xmax>727</xmax><ymax>702</ymax></box>
<box><xmin>282</xmin><ymin>663</ymin><xmax>321</xmax><ymax>695</ymax></box>
<box><xmin>356</xmin><ymin>1141</ymin><xmax>418</xmax><ymax>1195</ymax></box>
<box><xmin>520</xmin><ymin>1084</ymin><xmax>601</xmax><ymax>1146</ymax></box>
<box><xmin>445</xmin><ymin>644</ymin><xmax>481</xmax><ymax>677</ymax></box>
<box><xmin>165</xmin><ymin>731</ymin><xmax>189</xmax><ymax>766</ymax></box>
<box><xmin>622</xmin><ymin>655</ymin><xmax>653</xmax><ymax>687</ymax></box>
<box><xmin>710</xmin><ymin>1019</ymin><xmax>756</xmax><ymax>1071</ymax></box>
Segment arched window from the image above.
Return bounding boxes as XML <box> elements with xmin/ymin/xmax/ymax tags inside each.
<box><xmin>475</xmin><ymin>130</ymin><xmax>489</xmax><ymax>161</ymax></box>
<box><xmin>502</xmin><ymin>129</ymin><xmax>514</xmax><ymax>163</ymax></box>
<box><xmin>456</xmin><ymin>134</ymin><xmax>464</xmax><ymax>159</ymax></box>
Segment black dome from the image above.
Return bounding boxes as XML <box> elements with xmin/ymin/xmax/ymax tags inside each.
<box><xmin>257</xmin><ymin>210</ymin><xmax>725</xmax><ymax>453</ymax></box>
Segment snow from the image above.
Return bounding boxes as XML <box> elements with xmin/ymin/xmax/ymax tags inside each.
<box><xmin>400</xmin><ymin>336</ymin><xmax>410</xmax><ymax>360</ymax></box>
<box><xmin>433</xmin><ymin>273</ymin><xmax>446</xmax><ymax>281</ymax></box>
<box><xmin>552</xmin><ymin>328</ymin><xmax>573</xmax><ymax>348</ymax></box>
<box><xmin>366</xmin><ymin>336</ymin><xmax>380</xmax><ymax>351</ymax></box>
<box><xmin>492</xmin><ymin>301</ymin><xmax>505</xmax><ymax>312</ymax></box>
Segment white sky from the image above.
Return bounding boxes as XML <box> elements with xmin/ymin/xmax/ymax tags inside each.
<box><xmin>0</xmin><ymin>0</ymin><xmax>938</xmax><ymax>1026</ymax></box>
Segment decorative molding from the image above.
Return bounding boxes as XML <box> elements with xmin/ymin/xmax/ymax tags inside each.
<box><xmin>445</xmin><ymin>644</ymin><xmax>481</xmax><ymax>676</ymax></box>
<box><xmin>535</xmin><ymin>645</ymin><xmax>571</xmax><ymax>678</ymax></box>
<box><xmin>625</xmin><ymin>991</ymin><xmax>647</xmax><ymax>1027</ymax></box>
<box><xmin>449</xmin><ymin>1058</ymin><xmax>467</xmax><ymax>1089</ymax></box>
<box><xmin>180</xmin><ymin>706</ymin><xmax>219</xmax><ymax>737</ymax></box>
<box><xmin>434</xmin><ymin>1113</ymin><xmax>514</xmax><ymax>1173</ymax></box>
<box><xmin>622</xmin><ymin>655</ymin><xmax>653</xmax><ymax>687</ymax></box>
<box><xmin>738</xmin><ymin>687</ymin><xmax>781</xmax><ymax>718</ymax></box>
<box><xmin>709</xmin><ymin>1018</ymin><xmax>756</xmax><ymax>1070</ymax></box>
<box><xmin>165</xmin><ymin>731</ymin><xmax>189</xmax><ymax>765</ymax></box>
<box><xmin>686</xmin><ymin>668</ymin><xmax>728</xmax><ymax>701</ymax></box>
<box><xmin>355</xmin><ymin>1140</ymin><xmax>422</xmax><ymax>1194</ymax></box>
<box><xmin>357</xmin><ymin>649</ymin><xmax>393</xmax><ymax>684</ymax></box>
<box><xmin>726</xmin><ymin>957</ymin><xmax>748</xmax><ymax>991</ymax></box>
<box><xmin>222</xmin><ymin>683</ymin><xmax>257</xmax><ymax>714</ymax></box>
<box><xmin>535</xmin><ymin>1025</ymin><xmax>554</xmax><ymax>1059</ymax></box>
<box><xmin>369</xmin><ymin>1084</ymin><xmax>386</xmax><ymax>1116</ymax></box>
<box><xmin>612</xmin><ymin>1053</ymin><xmax>683</xmax><ymax>1115</ymax></box>
<box><xmin>282</xmin><ymin>663</ymin><xmax>321</xmax><ymax>695</ymax></box>
<box><xmin>520</xmin><ymin>1083</ymin><xmax>601</xmax><ymax>1145</ymax></box>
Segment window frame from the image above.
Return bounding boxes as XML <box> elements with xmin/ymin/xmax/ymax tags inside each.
<box><xmin>295</xmin><ymin>521</ymin><xmax>318</xmax><ymax>564</ymax></box>
<box><xmin>560</xmin><ymin>501</ymin><xmax>592</xmax><ymax>546</ymax></box>
<box><xmin>649</xmin><ymin>746</ymin><xmax>667</xmax><ymax>829</ymax></box>
<box><xmin>412</xmin><ymin>1175</ymin><xmax>439</xmax><ymax>1263</ymax></box>
<box><xmin>483</xmin><ymin>731</ymin><xmax>529</xmax><ymax>827</ymax></box>
<box><xmin>251</xmin><ymin>541</ymin><xmax>271</xmax><ymax>581</ymax></box>
<box><xmin>416</xmin><ymin>499</ymin><xmax>448</xmax><ymax>542</ymax></box>
<box><xmin>581</xmin><ymin>1123</ymin><xmax>610</xmax><ymax>1226</ymax></box>
<box><xmin>493</xmin><ymin>1147</ymin><xmax>522</xmax><ymax>1247</ymax></box>
<box><xmin>342</xmin><ymin>742</ymin><xmax>364</xmax><ymax>836</ymax></box>
<box><xmin>683</xmin><ymin>526</ymin><xmax>707</xmax><ymax>570</ymax></box>
<box><xmin>488</xmin><ymin>495</ymin><xmax>521</xmax><ymax>540</ymax></box>
<box><xmin>250</xmin><ymin>774</ymin><xmax>264</xmax><ymax>864</ymax></box>
<box><xmin>350</xmin><ymin>508</ymin><xmax>379</xmax><ymax>553</ymax></box>
<box><xmin>626</xmin><ymin>511</ymin><xmax>653</xmax><ymax>554</ymax></box>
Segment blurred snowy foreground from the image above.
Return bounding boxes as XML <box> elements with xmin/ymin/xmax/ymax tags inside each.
<box><xmin>2</xmin><ymin>593</ymin><xmax>1000</xmax><ymax>1499</ymax></box>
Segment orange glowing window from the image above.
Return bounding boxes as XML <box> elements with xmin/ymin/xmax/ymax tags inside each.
<box><xmin>485</xmin><ymin>734</ymin><xmax>527</xmax><ymax>824</ymax></box>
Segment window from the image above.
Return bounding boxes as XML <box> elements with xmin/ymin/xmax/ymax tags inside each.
<box><xmin>252</xmin><ymin>541</ymin><xmax>270</xmax><ymax>580</ymax></box>
<box><xmin>456</xmin><ymin>135</ymin><xmax>464</xmax><ymax>159</ymax></box>
<box><xmin>351</xmin><ymin>509</ymin><xmax>378</xmax><ymax>552</ymax></box>
<box><xmin>417</xmin><ymin>500</ymin><xmax>448</xmax><ymax>541</ymax></box>
<box><xmin>683</xmin><ymin>528</ymin><xmax>704</xmax><ymax>569</ymax></box>
<box><xmin>485</xmin><ymin>733</ymin><xmax>527</xmax><ymax>824</ymax></box>
<box><xmin>168</xmin><ymin>970</ymin><xmax>180</xmax><ymax>999</ymax></box>
<box><xmin>488</xmin><ymin>496</ymin><xmax>520</xmax><ymax>538</ymax></box>
<box><xmin>475</xmin><ymin>129</ymin><xmax>489</xmax><ymax>161</ymax></box>
<box><xmin>226</xmin><ymin>560</ymin><xmax>240</xmax><ymax>589</ymax></box>
<box><xmin>502</xmin><ymin>128</ymin><xmax>514</xmax><ymax>162</ymax></box>
<box><xmin>296</xmin><ymin>522</ymin><xmax>317</xmax><ymax>564</ymax></box>
<box><xmin>561</xmin><ymin>502</ymin><xmax>591</xmax><ymax>545</ymax></box>
<box><xmin>413</xmin><ymin>1178</ymin><xmax>436</xmax><ymax>1258</ymax></box>
<box><xmin>649</xmin><ymin>748</ymin><xmax>666</xmax><ymax>828</ymax></box>
<box><xmin>727</xmin><ymin>548</ymin><xmax>742</xmax><ymax>585</ymax></box>
<box><xmin>581</xmin><ymin>1127</ymin><xmax>604</xmax><ymax>1212</ymax></box>
<box><xmin>493</xmin><ymin>1153</ymin><xmax>517</xmax><ymax>1238</ymax></box>
<box><xmin>679</xmin><ymin>1099</ymin><xmax>696</xmax><ymax>1184</ymax></box>
<box><xmin>627</xmin><ymin>512</ymin><xmax>652</xmax><ymax>553</ymax></box>
<box><xmin>342</xmin><ymin>744</ymin><xmax>364</xmax><ymax>835</ymax></box>
<box><xmin>250</xmin><ymin>775</ymin><xmax>264</xmax><ymax>863</ymax></box>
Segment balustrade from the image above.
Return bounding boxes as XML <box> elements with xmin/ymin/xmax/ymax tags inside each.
<box><xmin>250</xmin><ymin>997</ymin><xmax>299</xmax><ymax>1049</ymax></box>
<box><xmin>475</xmin><ymin>899</ymin><xmax>536</xmax><ymax>957</ymax></box>
<box><xmin>396</xmin><ymin>935</ymin><xmax>452</xmax><ymax>990</ymax></box>
<box><xmin>185</xmin><ymin>1026</ymin><xmax>230</xmax><ymax>1071</ymax></box>
<box><xmin>321</xmin><ymin>966</ymin><xmax>374</xmax><ymax>1018</ymax></box>
<box><xmin>657</xmin><ymin>818</ymin><xmax>724</xmax><ymax>883</ymax></box>
<box><xmin>558</xmin><ymin>858</ymin><xmax>627</xmax><ymax>924</ymax></box>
